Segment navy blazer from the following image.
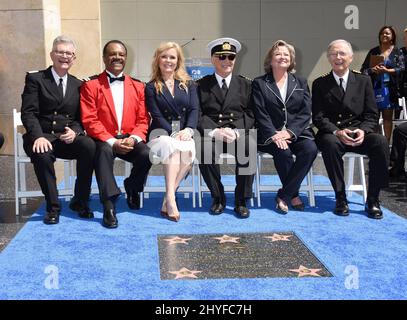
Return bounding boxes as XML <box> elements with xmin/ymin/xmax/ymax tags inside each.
<box><xmin>312</xmin><ymin>70</ymin><xmax>378</xmax><ymax>134</ymax></box>
<box><xmin>197</xmin><ymin>74</ymin><xmax>254</xmax><ymax>135</ymax></box>
<box><xmin>145</xmin><ymin>80</ymin><xmax>199</xmax><ymax>139</ymax></box>
<box><xmin>21</xmin><ymin>66</ymin><xmax>84</xmax><ymax>144</ymax></box>
<box><xmin>251</xmin><ymin>73</ymin><xmax>314</xmax><ymax>145</ymax></box>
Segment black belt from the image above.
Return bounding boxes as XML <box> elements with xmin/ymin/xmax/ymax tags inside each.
<box><xmin>114</xmin><ymin>133</ymin><xmax>130</xmax><ymax>139</ymax></box>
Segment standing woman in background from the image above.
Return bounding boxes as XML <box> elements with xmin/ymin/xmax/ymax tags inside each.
<box><xmin>361</xmin><ymin>26</ymin><xmax>405</xmax><ymax>142</ymax></box>
<box><xmin>145</xmin><ymin>42</ymin><xmax>199</xmax><ymax>222</ymax></box>
<box><xmin>251</xmin><ymin>40</ymin><xmax>317</xmax><ymax>214</ymax></box>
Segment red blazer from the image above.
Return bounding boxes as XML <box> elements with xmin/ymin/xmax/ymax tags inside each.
<box><xmin>80</xmin><ymin>71</ymin><xmax>150</xmax><ymax>142</ymax></box>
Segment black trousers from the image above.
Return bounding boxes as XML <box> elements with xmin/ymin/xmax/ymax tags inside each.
<box><xmin>93</xmin><ymin>140</ymin><xmax>152</xmax><ymax>202</ymax></box>
<box><xmin>23</xmin><ymin>135</ymin><xmax>96</xmax><ymax>212</ymax></box>
<box><xmin>316</xmin><ymin>132</ymin><xmax>389</xmax><ymax>198</ymax></box>
<box><xmin>390</xmin><ymin>122</ymin><xmax>407</xmax><ymax>173</ymax></box>
<box><xmin>197</xmin><ymin>134</ymin><xmax>256</xmax><ymax>203</ymax></box>
<box><xmin>259</xmin><ymin>138</ymin><xmax>318</xmax><ymax>201</ymax></box>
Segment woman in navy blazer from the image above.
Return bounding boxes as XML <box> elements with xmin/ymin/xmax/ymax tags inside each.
<box><xmin>145</xmin><ymin>41</ymin><xmax>199</xmax><ymax>222</ymax></box>
<box><xmin>251</xmin><ymin>40</ymin><xmax>317</xmax><ymax>214</ymax></box>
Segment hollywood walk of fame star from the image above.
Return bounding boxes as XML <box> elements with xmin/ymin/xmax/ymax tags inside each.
<box><xmin>168</xmin><ymin>267</ymin><xmax>203</xmax><ymax>279</ymax></box>
<box><xmin>213</xmin><ymin>235</ymin><xmax>240</xmax><ymax>243</ymax></box>
<box><xmin>289</xmin><ymin>265</ymin><xmax>322</xmax><ymax>277</ymax></box>
<box><xmin>264</xmin><ymin>233</ymin><xmax>292</xmax><ymax>242</ymax></box>
<box><xmin>163</xmin><ymin>236</ymin><xmax>192</xmax><ymax>245</ymax></box>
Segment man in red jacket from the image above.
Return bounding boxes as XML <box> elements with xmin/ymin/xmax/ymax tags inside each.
<box><xmin>81</xmin><ymin>40</ymin><xmax>151</xmax><ymax>228</ymax></box>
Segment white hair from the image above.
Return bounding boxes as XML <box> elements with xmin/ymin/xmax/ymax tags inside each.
<box><xmin>327</xmin><ymin>39</ymin><xmax>353</xmax><ymax>56</ymax></box>
<box><xmin>52</xmin><ymin>35</ymin><xmax>76</xmax><ymax>51</ymax></box>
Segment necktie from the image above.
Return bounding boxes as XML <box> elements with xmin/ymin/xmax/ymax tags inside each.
<box><xmin>58</xmin><ymin>78</ymin><xmax>64</xmax><ymax>100</ymax></box>
<box><xmin>221</xmin><ymin>78</ymin><xmax>228</xmax><ymax>98</ymax></box>
<box><xmin>339</xmin><ymin>78</ymin><xmax>345</xmax><ymax>98</ymax></box>
<box><xmin>108</xmin><ymin>74</ymin><xmax>125</xmax><ymax>83</ymax></box>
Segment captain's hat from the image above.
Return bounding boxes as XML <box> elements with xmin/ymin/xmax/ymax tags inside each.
<box><xmin>207</xmin><ymin>37</ymin><xmax>241</xmax><ymax>56</ymax></box>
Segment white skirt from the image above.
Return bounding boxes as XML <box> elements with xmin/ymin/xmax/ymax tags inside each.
<box><xmin>147</xmin><ymin>135</ymin><xmax>196</xmax><ymax>165</ymax></box>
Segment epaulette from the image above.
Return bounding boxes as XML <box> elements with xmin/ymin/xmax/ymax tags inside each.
<box><xmin>27</xmin><ymin>70</ymin><xmax>39</xmax><ymax>74</ymax></box>
<box><xmin>352</xmin><ymin>69</ymin><xmax>361</xmax><ymax>74</ymax></box>
<box><xmin>197</xmin><ymin>74</ymin><xmax>211</xmax><ymax>83</ymax></box>
<box><xmin>82</xmin><ymin>74</ymin><xmax>98</xmax><ymax>82</ymax></box>
<box><xmin>130</xmin><ymin>76</ymin><xmax>143</xmax><ymax>83</ymax></box>
<box><xmin>320</xmin><ymin>72</ymin><xmax>330</xmax><ymax>78</ymax></box>
<box><xmin>239</xmin><ymin>74</ymin><xmax>252</xmax><ymax>81</ymax></box>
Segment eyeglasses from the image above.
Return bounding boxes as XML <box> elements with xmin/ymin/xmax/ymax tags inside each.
<box><xmin>328</xmin><ymin>51</ymin><xmax>348</xmax><ymax>58</ymax></box>
<box><xmin>53</xmin><ymin>50</ymin><xmax>75</xmax><ymax>59</ymax></box>
<box><xmin>215</xmin><ymin>54</ymin><xmax>236</xmax><ymax>61</ymax></box>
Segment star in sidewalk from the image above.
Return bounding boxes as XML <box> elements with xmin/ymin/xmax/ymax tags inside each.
<box><xmin>213</xmin><ymin>235</ymin><xmax>240</xmax><ymax>243</ymax></box>
<box><xmin>289</xmin><ymin>265</ymin><xmax>322</xmax><ymax>277</ymax></box>
<box><xmin>163</xmin><ymin>236</ymin><xmax>192</xmax><ymax>245</ymax></box>
<box><xmin>264</xmin><ymin>233</ymin><xmax>292</xmax><ymax>242</ymax></box>
<box><xmin>168</xmin><ymin>267</ymin><xmax>203</xmax><ymax>279</ymax></box>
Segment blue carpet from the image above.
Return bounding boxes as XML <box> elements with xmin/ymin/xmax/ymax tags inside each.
<box><xmin>1</xmin><ymin>175</ymin><xmax>407</xmax><ymax>300</ymax></box>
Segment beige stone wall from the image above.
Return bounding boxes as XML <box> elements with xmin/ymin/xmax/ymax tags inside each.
<box><xmin>0</xmin><ymin>0</ymin><xmax>61</xmax><ymax>155</ymax></box>
<box><xmin>0</xmin><ymin>0</ymin><xmax>102</xmax><ymax>155</ymax></box>
<box><xmin>60</xmin><ymin>0</ymin><xmax>102</xmax><ymax>78</ymax></box>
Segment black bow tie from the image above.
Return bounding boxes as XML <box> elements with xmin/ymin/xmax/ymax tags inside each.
<box><xmin>108</xmin><ymin>75</ymin><xmax>125</xmax><ymax>83</ymax></box>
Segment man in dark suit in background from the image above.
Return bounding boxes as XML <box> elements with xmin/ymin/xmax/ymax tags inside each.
<box><xmin>312</xmin><ymin>39</ymin><xmax>389</xmax><ymax>219</ymax></box>
<box><xmin>21</xmin><ymin>35</ymin><xmax>96</xmax><ymax>224</ymax></box>
<box><xmin>80</xmin><ymin>40</ymin><xmax>151</xmax><ymax>229</ymax></box>
<box><xmin>197</xmin><ymin>37</ymin><xmax>256</xmax><ymax>219</ymax></box>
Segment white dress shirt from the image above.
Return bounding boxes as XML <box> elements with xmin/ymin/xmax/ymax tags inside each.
<box><xmin>51</xmin><ymin>67</ymin><xmax>68</xmax><ymax>96</ymax></box>
<box><xmin>105</xmin><ymin>70</ymin><xmax>142</xmax><ymax>147</ymax></box>
<box><xmin>215</xmin><ymin>72</ymin><xmax>232</xmax><ymax>89</ymax></box>
<box><xmin>332</xmin><ymin>69</ymin><xmax>349</xmax><ymax>92</ymax></box>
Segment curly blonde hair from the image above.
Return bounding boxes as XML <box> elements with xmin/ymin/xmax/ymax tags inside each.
<box><xmin>150</xmin><ymin>42</ymin><xmax>191</xmax><ymax>94</ymax></box>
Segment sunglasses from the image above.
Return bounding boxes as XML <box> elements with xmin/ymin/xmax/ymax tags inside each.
<box><xmin>215</xmin><ymin>54</ymin><xmax>236</xmax><ymax>61</ymax></box>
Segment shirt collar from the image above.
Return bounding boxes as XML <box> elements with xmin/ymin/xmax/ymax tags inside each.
<box><xmin>51</xmin><ymin>67</ymin><xmax>68</xmax><ymax>85</ymax></box>
<box><xmin>332</xmin><ymin>69</ymin><xmax>349</xmax><ymax>87</ymax></box>
<box><xmin>215</xmin><ymin>72</ymin><xmax>232</xmax><ymax>88</ymax></box>
<box><xmin>106</xmin><ymin>70</ymin><xmax>124</xmax><ymax>80</ymax></box>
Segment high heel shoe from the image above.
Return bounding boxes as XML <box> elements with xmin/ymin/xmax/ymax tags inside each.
<box><xmin>291</xmin><ymin>196</ymin><xmax>305</xmax><ymax>211</ymax></box>
<box><xmin>161</xmin><ymin>197</ymin><xmax>180</xmax><ymax>222</ymax></box>
<box><xmin>275</xmin><ymin>196</ymin><xmax>289</xmax><ymax>214</ymax></box>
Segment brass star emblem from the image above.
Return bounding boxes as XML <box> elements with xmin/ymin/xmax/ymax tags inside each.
<box><xmin>163</xmin><ymin>236</ymin><xmax>192</xmax><ymax>245</ymax></box>
<box><xmin>264</xmin><ymin>233</ymin><xmax>292</xmax><ymax>242</ymax></box>
<box><xmin>168</xmin><ymin>267</ymin><xmax>202</xmax><ymax>279</ymax></box>
<box><xmin>289</xmin><ymin>265</ymin><xmax>322</xmax><ymax>277</ymax></box>
<box><xmin>213</xmin><ymin>235</ymin><xmax>240</xmax><ymax>243</ymax></box>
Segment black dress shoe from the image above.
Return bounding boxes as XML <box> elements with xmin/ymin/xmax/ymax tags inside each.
<box><xmin>291</xmin><ymin>196</ymin><xmax>305</xmax><ymax>211</ymax></box>
<box><xmin>234</xmin><ymin>201</ymin><xmax>250</xmax><ymax>219</ymax></box>
<box><xmin>365</xmin><ymin>199</ymin><xmax>383</xmax><ymax>219</ymax></box>
<box><xmin>275</xmin><ymin>196</ymin><xmax>289</xmax><ymax>214</ymax></box>
<box><xmin>334</xmin><ymin>198</ymin><xmax>349</xmax><ymax>216</ymax></box>
<box><xmin>69</xmin><ymin>199</ymin><xmax>94</xmax><ymax>219</ymax></box>
<box><xmin>210</xmin><ymin>197</ymin><xmax>225</xmax><ymax>215</ymax></box>
<box><xmin>43</xmin><ymin>210</ymin><xmax>60</xmax><ymax>225</ymax></box>
<box><xmin>103</xmin><ymin>208</ymin><xmax>118</xmax><ymax>228</ymax></box>
<box><xmin>124</xmin><ymin>179</ymin><xmax>140</xmax><ymax>210</ymax></box>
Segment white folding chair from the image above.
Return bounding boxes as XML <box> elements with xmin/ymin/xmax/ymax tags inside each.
<box><xmin>13</xmin><ymin>108</ymin><xmax>74</xmax><ymax>215</ymax></box>
<box><xmin>312</xmin><ymin>152</ymin><xmax>367</xmax><ymax>201</ymax></box>
<box><xmin>255</xmin><ymin>152</ymin><xmax>315</xmax><ymax>207</ymax></box>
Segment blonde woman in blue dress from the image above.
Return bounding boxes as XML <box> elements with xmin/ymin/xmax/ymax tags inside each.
<box><xmin>145</xmin><ymin>42</ymin><xmax>199</xmax><ymax>222</ymax></box>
